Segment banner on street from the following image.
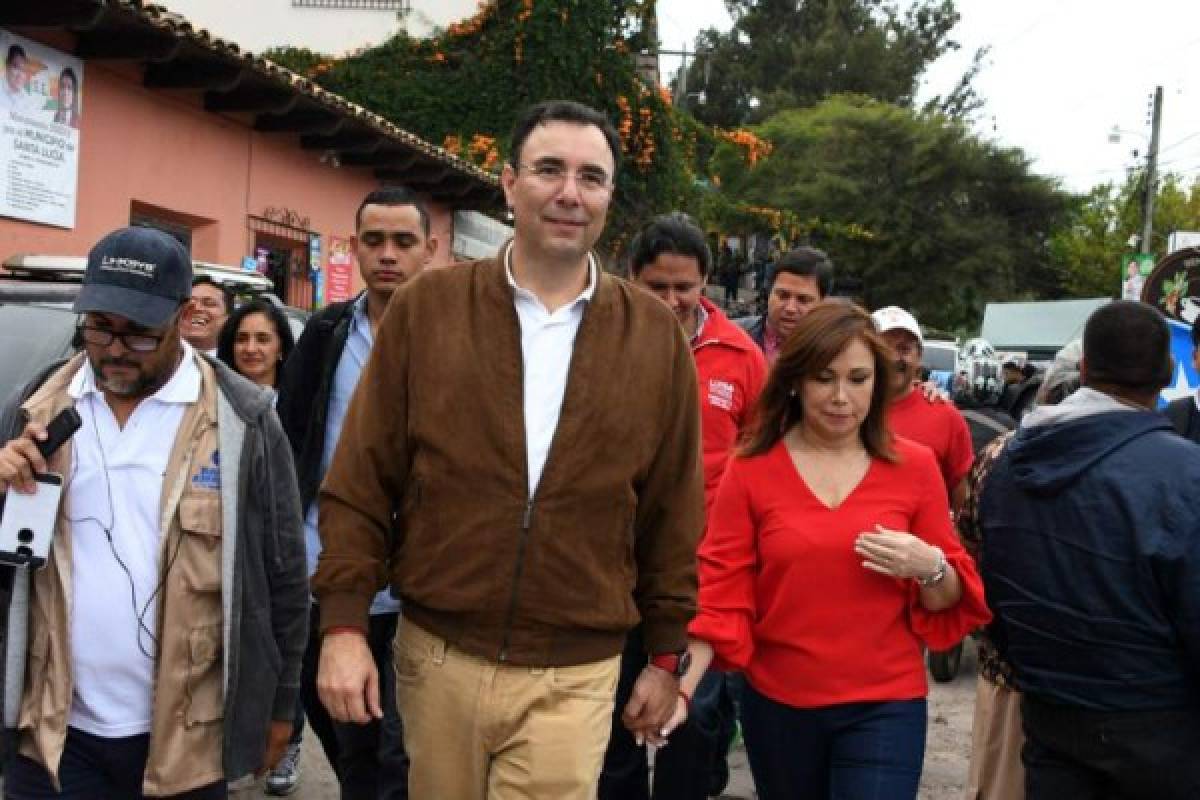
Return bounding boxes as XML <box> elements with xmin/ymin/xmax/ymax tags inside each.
<box><xmin>0</xmin><ymin>30</ymin><xmax>83</xmax><ymax>229</ymax></box>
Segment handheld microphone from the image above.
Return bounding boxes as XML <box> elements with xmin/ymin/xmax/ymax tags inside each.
<box><xmin>36</xmin><ymin>408</ymin><xmax>82</xmax><ymax>459</ymax></box>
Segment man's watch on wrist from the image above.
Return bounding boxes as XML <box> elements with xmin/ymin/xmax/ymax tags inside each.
<box><xmin>917</xmin><ymin>546</ymin><xmax>948</xmax><ymax>587</ymax></box>
<box><xmin>649</xmin><ymin>649</ymin><xmax>692</xmax><ymax>678</ymax></box>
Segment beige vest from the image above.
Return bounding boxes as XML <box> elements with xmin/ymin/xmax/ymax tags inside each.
<box><xmin>16</xmin><ymin>353</ymin><xmax>225</xmax><ymax>795</ymax></box>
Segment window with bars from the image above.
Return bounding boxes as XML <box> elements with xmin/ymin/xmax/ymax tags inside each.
<box><xmin>291</xmin><ymin>0</ymin><xmax>410</xmax><ymax>10</ymax></box>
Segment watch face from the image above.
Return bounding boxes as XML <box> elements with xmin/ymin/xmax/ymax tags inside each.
<box><xmin>678</xmin><ymin>650</ymin><xmax>692</xmax><ymax>677</ymax></box>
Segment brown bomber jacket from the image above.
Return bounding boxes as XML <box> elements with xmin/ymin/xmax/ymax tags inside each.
<box><xmin>313</xmin><ymin>247</ymin><xmax>704</xmax><ymax>666</ymax></box>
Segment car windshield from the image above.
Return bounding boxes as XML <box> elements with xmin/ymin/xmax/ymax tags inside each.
<box><xmin>923</xmin><ymin>345</ymin><xmax>957</xmax><ymax>372</ymax></box>
<box><xmin>0</xmin><ymin>304</ymin><xmax>78</xmax><ymax>404</ymax></box>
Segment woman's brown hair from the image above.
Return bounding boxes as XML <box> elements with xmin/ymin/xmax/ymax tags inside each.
<box><xmin>740</xmin><ymin>300</ymin><xmax>897</xmax><ymax>461</ymax></box>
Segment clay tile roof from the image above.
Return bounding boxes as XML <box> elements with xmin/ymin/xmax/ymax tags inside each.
<box><xmin>110</xmin><ymin>0</ymin><xmax>498</xmax><ymax>189</ymax></box>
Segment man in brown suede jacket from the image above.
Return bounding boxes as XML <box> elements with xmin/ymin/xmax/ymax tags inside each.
<box><xmin>313</xmin><ymin>100</ymin><xmax>704</xmax><ymax>799</ymax></box>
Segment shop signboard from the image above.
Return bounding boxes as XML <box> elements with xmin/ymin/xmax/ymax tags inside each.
<box><xmin>326</xmin><ymin>235</ymin><xmax>355</xmax><ymax>304</ymax></box>
<box><xmin>1167</xmin><ymin>231</ymin><xmax>1200</xmax><ymax>255</ymax></box>
<box><xmin>0</xmin><ymin>30</ymin><xmax>83</xmax><ymax>229</ymax></box>
<box><xmin>1120</xmin><ymin>252</ymin><xmax>1154</xmax><ymax>302</ymax></box>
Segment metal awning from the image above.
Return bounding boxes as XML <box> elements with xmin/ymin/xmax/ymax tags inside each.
<box><xmin>981</xmin><ymin>298</ymin><xmax>1111</xmax><ymax>355</ymax></box>
<box><xmin>452</xmin><ymin>211</ymin><xmax>512</xmax><ymax>261</ymax></box>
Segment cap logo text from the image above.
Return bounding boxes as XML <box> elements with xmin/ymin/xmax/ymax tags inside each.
<box><xmin>99</xmin><ymin>256</ymin><xmax>157</xmax><ymax>279</ymax></box>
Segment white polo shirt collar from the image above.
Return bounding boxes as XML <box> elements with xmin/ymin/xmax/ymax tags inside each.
<box><xmin>504</xmin><ymin>246</ymin><xmax>598</xmax><ymax>309</ymax></box>
<box><xmin>69</xmin><ymin>341</ymin><xmax>202</xmax><ymax>405</ymax></box>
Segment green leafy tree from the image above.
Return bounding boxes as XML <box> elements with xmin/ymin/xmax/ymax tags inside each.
<box><xmin>677</xmin><ymin>0</ymin><xmax>980</xmax><ymax>128</ymax></box>
<box><xmin>1049</xmin><ymin>172</ymin><xmax>1200</xmax><ymax>297</ymax></box>
<box><xmin>266</xmin><ymin>0</ymin><xmax>699</xmax><ymax>256</ymax></box>
<box><xmin>711</xmin><ymin>95</ymin><xmax>1071</xmax><ymax>329</ymax></box>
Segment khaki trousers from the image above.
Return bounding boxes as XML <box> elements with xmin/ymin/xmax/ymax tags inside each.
<box><xmin>394</xmin><ymin>620</ymin><xmax>621</xmax><ymax>800</ymax></box>
<box><xmin>965</xmin><ymin>676</ymin><xmax>1026</xmax><ymax>800</ymax></box>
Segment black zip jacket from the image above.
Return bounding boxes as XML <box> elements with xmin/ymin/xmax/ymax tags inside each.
<box><xmin>276</xmin><ymin>296</ymin><xmax>358</xmax><ymax>513</ymax></box>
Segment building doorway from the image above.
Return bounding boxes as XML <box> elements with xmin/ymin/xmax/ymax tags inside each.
<box><xmin>247</xmin><ymin>214</ymin><xmax>316</xmax><ymax>309</ymax></box>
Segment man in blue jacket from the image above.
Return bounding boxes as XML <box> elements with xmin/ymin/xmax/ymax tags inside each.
<box><xmin>980</xmin><ymin>300</ymin><xmax>1200</xmax><ymax>799</ymax></box>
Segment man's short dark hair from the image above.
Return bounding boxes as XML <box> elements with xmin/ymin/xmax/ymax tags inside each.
<box><xmin>508</xmin><ymin>101</ymin><xmax>622</xmax><ymax>176</ymax></box>
<box><xmin>1082</xmin><ymin>300</ymin><xmax>1172</xmax><ymax>393</ymax></box>
<box><xmin>628</xmin><ymin>212</ymin><xmax>710</xmax><ymax>278</ymax></box>
<box><xmin>6</xmin><ymin>45</ymin><xmax>25</xmax><ymax>67</ymax></box>
<box><xmin>191</xmin><ymin>275</ymin><xmax>234</xmax><ymax>314</ymax></box>
<box><xmin>769</xmin><ymin>247</ymin><xmax>834</xmax><ymax>298</ymax></box>
<box><xmin>355</xmin><ymin>185</ymin><xmax>431</xmax><ymax>237</ymax></box>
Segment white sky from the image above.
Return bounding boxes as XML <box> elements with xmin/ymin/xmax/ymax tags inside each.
<box><xmin>655</xmin><ymin>0</ymin><xmax>1200</xmax><ymax>193</ymax></box>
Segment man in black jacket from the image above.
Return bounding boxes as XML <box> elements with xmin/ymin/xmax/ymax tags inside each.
<box><xmin>735</xmin><ymin>246</ymin><xmax>832</xmax><ymax>364</ymax></box>
<box><xmin>276</xmin><ymin>186</ymin><xmax>437</xmax><ymax>799</ymax></box>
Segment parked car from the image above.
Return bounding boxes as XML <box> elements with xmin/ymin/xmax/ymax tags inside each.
<box><xmin>4</xmin><ymin>254</ymin><xmax>276</xmax><ymax>296</ymax></box>
<box><xmin>0</xmin><ymin>254</ymin><xmax>309</xmax><ymax>403</ymax></box>
<box><xmin>0</xmin><ymin>295</ymin><xmax>79</xmax><ymax>405</ymax></box>
<box><xmin>921</xmin><ymin>339</ymin><xmax>959</xmax><ymax>393</ymax></box>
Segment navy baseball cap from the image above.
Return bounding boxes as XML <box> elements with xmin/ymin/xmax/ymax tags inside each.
<box><xmin>74</xmin><ymin>226</ymin><xmax>193</xmax><ymax>328</ymax></box>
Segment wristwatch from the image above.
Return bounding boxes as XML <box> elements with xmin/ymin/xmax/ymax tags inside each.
<box><xmin>649</xmin><ymin>649</ymin><xmax>692</xmax><ymax>678</ymax></box>
<box><xmin>917</xmin><ymin>546</ymin><xmax>948</xmax><ymax>587</ymax></box>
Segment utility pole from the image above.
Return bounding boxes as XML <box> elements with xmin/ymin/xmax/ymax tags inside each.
<box><xmin>658</xmin><ymin>45</ymin><xmax>697</xmax><ymax>107</ymax></box>
<box><xmin>1141</xmin><ymin>85</ymin><xmax>1163</xmax><ymax>256</ymax></box>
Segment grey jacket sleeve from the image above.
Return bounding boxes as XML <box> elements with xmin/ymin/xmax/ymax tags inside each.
<box><xmin>260</xmin><ymin>409</ymin><xmax>309</xmax><ymax>721</ymax></box>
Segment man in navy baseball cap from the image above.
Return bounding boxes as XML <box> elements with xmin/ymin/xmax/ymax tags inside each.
<box><xmin>0</xmin><ymin>223</ymin><xmax>308</xmax><ymax>797</ymax></box>
<box><xmin>73</xmin><ymin>225</ymin><xmax>193</xmax><ymax>328</ymax></box>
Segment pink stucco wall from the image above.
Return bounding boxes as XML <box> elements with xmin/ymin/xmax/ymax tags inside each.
<box><xmin>0</xmin><ymin>47</ymin><xmax>456</xmax><ymax>301</ymax></box>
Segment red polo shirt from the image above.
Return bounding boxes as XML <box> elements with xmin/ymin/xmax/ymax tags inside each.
<box><xmin>888</xmin><ymin>387</ymin><xmax>974</xmax><ymax>494</ymax></box>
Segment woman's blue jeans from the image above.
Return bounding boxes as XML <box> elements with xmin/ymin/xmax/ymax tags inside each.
<box><xmin>741</xmin><ymin>681</ymin><xmax>927</xmax><ymax>800</ymax></box>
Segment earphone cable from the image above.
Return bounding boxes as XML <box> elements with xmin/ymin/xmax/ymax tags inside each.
<box><xmin>64</xmin><ymin>397</ymin><xmax>189</xmax><ymax>660</ymax></box>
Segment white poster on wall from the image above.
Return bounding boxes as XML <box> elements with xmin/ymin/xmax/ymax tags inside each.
<box><xmin>0</xmin><ymin>30</ymin><xmax>82</xmax><ymax>229</ymax></box>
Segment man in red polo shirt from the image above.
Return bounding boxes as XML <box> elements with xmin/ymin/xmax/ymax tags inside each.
<box><xmin>873</xmin><ymin>306</ymin><xmax>973</xmax><ymax>507</ymax></box>
<box><xmin>600</xmin><ymin>212</ymin><xmax>766</xmax><ymax>800</ymax></box>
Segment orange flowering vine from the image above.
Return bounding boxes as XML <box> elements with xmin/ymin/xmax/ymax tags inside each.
<box><xmin>717</xmin><ymin>128</ymin><xmax>773</xmax><ymax>165</ymax></box>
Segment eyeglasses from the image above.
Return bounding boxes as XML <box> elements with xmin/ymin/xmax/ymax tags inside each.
<box><xmin>518</xmin><ymin>161</ymin><xmax>613</xmax><ymax>194</ymax></box>
<box><xmin>77</xmin><ymin>325</ymin><xmax>165</xmax><ymax>353</ymax></box>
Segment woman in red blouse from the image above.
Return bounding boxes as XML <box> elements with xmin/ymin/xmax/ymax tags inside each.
<box><xmin>662</xmin><ymin>302</ymin><xmax>990</xmax><ymax>799</ymax></box>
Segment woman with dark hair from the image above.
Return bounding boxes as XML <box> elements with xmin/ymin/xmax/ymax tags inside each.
<box><xmin>216</xmin><ymin>299</ymin><xmax>294</xmax><ymax>392</ymax></box>
<box><xmin>53</xmin><ymin>67</ymin><xmax>79</xmax><ymax>128</ymax></box>
<box><xmin>217</xmin><ymin>297</ymin><xmax>300</xmax><ymax>791</ymax></box>
<box><xmin>662</xmin><ymin>302</ymin><xmax>990</xmax><ymax>799</ymax></box>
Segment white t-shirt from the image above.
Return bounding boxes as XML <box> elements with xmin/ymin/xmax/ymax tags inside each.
<box><xmin>65</xmin><ymin>346</ymin><xmax>200</xmax><ymax>737</ymax></box>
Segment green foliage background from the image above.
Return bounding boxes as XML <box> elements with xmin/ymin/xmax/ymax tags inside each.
<box><xmin>678</xmin><ymin>0</ymin><xmax>983</xmax><ymax>128</ymax></box>
<box><xmin>1050</xmin><ymin>174</ymin><xmax>1200</xmax><ymax>298</ymax></box>
<box><xmin>268</xmin><ymin>0</ymin><xmax>702</xmax><ymax>257</ymax></box>
<box><xmin>263</xmin><ymin>0</ymin><xmax>1190</xmax><ymax>330</ymax></box>
<box><xmin>708</xmin><ymin>95</ymin><xmax>1072</xmax><ymax>330</ymax></box>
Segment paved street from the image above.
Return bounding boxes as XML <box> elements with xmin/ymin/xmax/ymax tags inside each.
<box><xmin>239</xmin><ymin>643</ymin><xmax>978</xmax><ymax>800</ymax></box>
<box><xmin>0</xmin><ymin>644</ymin><xmax>975</xmax><ymax>798</ymax></box>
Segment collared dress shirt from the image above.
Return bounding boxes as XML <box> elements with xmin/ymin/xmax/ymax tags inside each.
<box><xmin>505</xmin><ymin>250</ymin><xmax>598</xmax><ymax>497</ymax></box>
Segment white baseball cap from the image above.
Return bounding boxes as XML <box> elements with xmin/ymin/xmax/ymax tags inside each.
<box><xmin>871</xmin><ymin>306</ymin><xmax>923</xmax><ymax>346</ymax></box>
